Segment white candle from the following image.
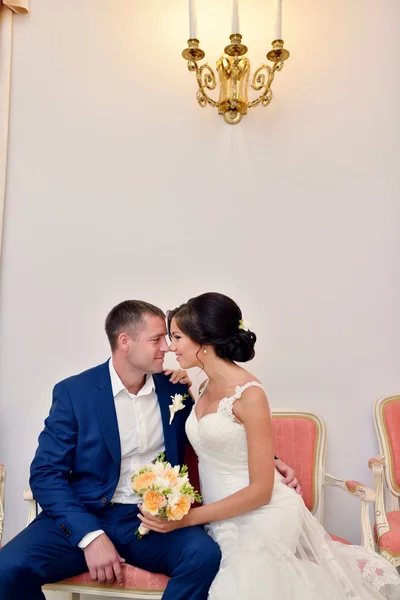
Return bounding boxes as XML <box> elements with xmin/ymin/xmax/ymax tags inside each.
<box><xmin>189</xmin><ymin>0</ymin><xmax>198</xmax><ymax>40</ymax></box>
<box><xmin>273</xmin><ymin>0</ymin><xmax>282</xmax><ymax>41</ymax></box>
<box><xmin>231</xmin><ymin>0</ymin><xmax>240</xmax><ymax>34</ymax></box>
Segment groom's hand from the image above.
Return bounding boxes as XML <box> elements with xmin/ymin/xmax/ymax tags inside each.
<box><xmin>84</xmin><ymin>533</ymin><xmax>125</xmax><ymax>586</ymax></box>
<box><xmin>164</xmin><ymin>369</ymin><xmax>192</xmax><ymax>387</ymax></box>
<box><xmin>274</xmin><ymin>458</ymin><xmax>302</xmax><ymax>494</ymax></box>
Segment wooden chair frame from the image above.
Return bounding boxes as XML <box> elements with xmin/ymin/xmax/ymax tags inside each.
<box><xmin>0</xmin><ymin>465</ymin><xmax>5</xmax><ymax>546</ymax></box>
<box><xmin>369</xmin><ymin>395</ymin><xmax>400</xmax><ymax>567</ymax></box>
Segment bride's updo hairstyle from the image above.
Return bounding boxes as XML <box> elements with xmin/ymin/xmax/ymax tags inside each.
<box><xmin>168</xmin><ymin>292</ymin><xmax>256</xmax><ymax>363</ymax></box>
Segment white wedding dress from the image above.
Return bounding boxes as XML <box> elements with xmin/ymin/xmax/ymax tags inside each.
<box><xmin>185</xmin><ymin>381</ymin><xmax>400</xmax><ymax>600</ymax></box>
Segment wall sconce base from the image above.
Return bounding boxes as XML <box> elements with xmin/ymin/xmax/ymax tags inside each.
<box><xmin>182</xmin><ymin>36</ymin><xmax>290</xmax><ymax>124</ymax></box>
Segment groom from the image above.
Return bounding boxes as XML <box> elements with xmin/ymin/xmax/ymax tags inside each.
<box><xmin>0</xmin><ymin>299</ymin><xmax>299</xmax><ymax>600</ymax></box>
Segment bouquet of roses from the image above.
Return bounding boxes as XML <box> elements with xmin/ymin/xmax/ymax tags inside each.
<box><xmin>130</xmin><ymin>452</ymin><xmax>202</xmax><ymax>538</ymax></box>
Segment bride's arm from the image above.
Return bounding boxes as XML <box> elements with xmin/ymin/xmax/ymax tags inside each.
<box><xmin>138</xmin><ymin>388</ymin><xmax>276</xmax><ymax>532</ymax></box>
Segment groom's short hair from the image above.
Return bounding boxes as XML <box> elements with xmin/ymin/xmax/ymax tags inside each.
<box><xmin>105</xmin><ymin>300</ymin><xmax>165</xmax><ymax>350</ymax></box>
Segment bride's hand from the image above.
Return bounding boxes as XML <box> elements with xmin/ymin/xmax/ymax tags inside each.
<box><xmin>137</xmin><ymin>505</ymin><xmax>186</xmax><ymax>534</ymax></box>
<box><xmin>164</xmin><ymin>369</ymin><xmax>192</xmax><ymax>388</ymax></box>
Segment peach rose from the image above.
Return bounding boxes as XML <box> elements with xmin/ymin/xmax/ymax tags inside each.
<box><xmin>167</xmin><ymin>495</ymin><xmax>192</xmax><ymax>521</ymax></box>
<box><xmin>163</xmin><ymin>468</ymin><xmax>178</xmax><ymax>487</ymax></box>
<box><xmin>132</xmin><ymin>472</ymin><xmax>156</xmax><ymax>493</ymax></box>
<box><xmin>143</xmin><ymin>489</ymin><xmax>167</xmax><ymax>515</ymax></box>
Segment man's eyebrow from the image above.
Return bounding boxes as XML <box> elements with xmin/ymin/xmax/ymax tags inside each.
<box><xmin>149</xmin><ymin>331</ymin><xmax>167</xmax><ymax>339</ymax></box>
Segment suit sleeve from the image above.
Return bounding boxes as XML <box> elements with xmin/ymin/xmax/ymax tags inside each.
<box><xmin>30</xmin><ymin>382</ymin><xmax>102</xmax><ymax>547</ymax></box>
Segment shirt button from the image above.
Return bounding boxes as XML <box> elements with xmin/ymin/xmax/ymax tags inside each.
<box><xmin>101</xmin><ymin>498</ymin><xmax>107</xmax><ymax>504</ymax></box>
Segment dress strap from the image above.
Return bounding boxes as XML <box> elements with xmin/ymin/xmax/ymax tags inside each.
<box><xmin>217</xmin><ymin>382</ymin><xmax>266</xmax><ymax>422</ymax></box>
<box><xmin>235</xmin><ymin>381</ymin><xmax>266</xmax><ymax>398</ymax></box>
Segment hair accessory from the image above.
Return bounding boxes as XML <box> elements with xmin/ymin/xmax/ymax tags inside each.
<box><xmin>238</xmin><ymin>319</ymin><xmax>250</xmax><ymax>332</ymax></box>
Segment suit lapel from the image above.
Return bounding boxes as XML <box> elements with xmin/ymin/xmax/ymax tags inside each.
<box><xmin>94</xmin><ymin>361</ymin><xmax>121</xmax><ymax>465</ymax></box>
<box><xmin>154</xmin><ymin>375</ymin><xmax>179</xmax><ymax>466</ymax></box>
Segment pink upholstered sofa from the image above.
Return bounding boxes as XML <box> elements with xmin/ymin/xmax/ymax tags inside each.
<box><xmin>24</xmin><ymin>410</ymin><xmax>375</xmax><ymax>599</ymax></box>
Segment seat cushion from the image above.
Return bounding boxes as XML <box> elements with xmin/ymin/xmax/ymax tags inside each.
<box><xmin>60</xmin><ymin>563</ymin><xmax>169</xmax><ymax>592</ymax></box>
<box><xmin>56</xmin><ymin>535</ymin><xmax>351</xmax><ymax>592</ymax></box>
<box><xmin>375</xmin><ymin>511</ymin><xmax>400</xmax><ymax>556</ymax></box>
<box><xmin>55</xmin><ymin>536</ymin><xmax>353</xmax><ymax>592</ymax></box>
<box><xmin>59</xmin><ymin>534</ymin><xmax>351</xmax><ymax>592</ymax></box>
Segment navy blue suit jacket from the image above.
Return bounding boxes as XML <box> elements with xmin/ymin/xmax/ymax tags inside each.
<box><xmin>29</xmin><ymin>361</ymin><xmax>192</xmax><ymax>547</ymax></box>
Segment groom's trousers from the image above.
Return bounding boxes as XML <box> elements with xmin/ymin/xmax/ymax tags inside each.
<box><xmin>0</xmin><ymin>503</ymin><xmax>221</xmax><ymax>600</ymax></box>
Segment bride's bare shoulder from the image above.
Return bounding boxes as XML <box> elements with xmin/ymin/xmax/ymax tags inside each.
<box><xmin>236</xmin><ymin>368</ymin><xmax>263</xmax><ymax>387</ymax></box>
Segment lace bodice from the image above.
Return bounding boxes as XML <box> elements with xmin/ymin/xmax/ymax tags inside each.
<box><xmin>186</xmin><ymin>381</ymin><xmax>280</xmax><ymax>505</ymax></box>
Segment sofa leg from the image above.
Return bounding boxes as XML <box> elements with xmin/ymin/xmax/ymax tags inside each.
<box><xmin>71</xmin><ymin>594</ymin><xmax>80</xmax><ymax>600</ymax></box>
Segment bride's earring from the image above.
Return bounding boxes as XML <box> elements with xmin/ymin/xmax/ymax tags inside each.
<box><xmin>203</xmin><ymin>348</ymin><xmax>207</xmax><ymax>354</ymax></box>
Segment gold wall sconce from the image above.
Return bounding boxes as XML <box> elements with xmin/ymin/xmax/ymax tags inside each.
<box><xmin>182</xmin><ymin>0</ymin><xmax>290</xmax><ymax>124</ymax></box>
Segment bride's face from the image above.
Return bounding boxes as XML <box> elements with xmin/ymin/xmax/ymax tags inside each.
<box><xmin>169</xmin><ymin>317</ymin><xmax>202</xmax><ymax>369</ymax></box>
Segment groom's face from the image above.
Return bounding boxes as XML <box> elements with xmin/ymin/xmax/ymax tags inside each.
<box><xmin>127</xmin><ymin>314</ymin><xmax>170</xmax><ymax>374</ymax></box>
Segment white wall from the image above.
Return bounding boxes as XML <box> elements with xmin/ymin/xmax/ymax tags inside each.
<box><xmin>1</xmin><ymin>0</ymin><xmax>399</xmax><ymax>561</ymax></box>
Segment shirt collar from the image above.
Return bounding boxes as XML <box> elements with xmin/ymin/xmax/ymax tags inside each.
<box><xmin>108</xmin><ymin>358</ymin><xmax>155</xmax><ymax>398</ymax></box>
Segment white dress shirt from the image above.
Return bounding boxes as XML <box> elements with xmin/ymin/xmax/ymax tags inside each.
<box><xmin>78</xmin><ymin>359</ymin><xmax>165</xmax><ymax>548</ymax></box>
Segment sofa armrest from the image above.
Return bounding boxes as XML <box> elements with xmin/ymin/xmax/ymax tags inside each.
<box><xmin>324</xmin><ymin>472</ymin><xmax>375</xmax><ymax>552</ymax></box>
<box><xmin>324</xmin><ymin>473</ymin><xmax>375</xmax><ymax>501</ymax></box>
<box><xmin>23</xmin><ymin>486</ymin><xmax>38</xmax><ymax>526</ymax></box>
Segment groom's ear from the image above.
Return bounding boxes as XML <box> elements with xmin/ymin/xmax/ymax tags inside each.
<box><xmin>117</xmin><ymin>332</ymin><xmax>130</xmax><ymax>350</ymax></box>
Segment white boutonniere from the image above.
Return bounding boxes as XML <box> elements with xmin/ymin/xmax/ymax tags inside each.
<box><xmin>169</xmin><ymin>393</ymin><xmax>189</xmax><ymax>425</ymax></box>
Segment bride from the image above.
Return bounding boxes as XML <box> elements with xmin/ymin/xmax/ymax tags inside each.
<box><xmin>138</xmin><ymin>292</ymin><xmax>400</xmax><ymax>599</ymax></box>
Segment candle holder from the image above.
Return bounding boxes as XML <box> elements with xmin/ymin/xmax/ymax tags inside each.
<box><xmin>181</xmin><ymin>36</ymin><xmax>290</xmax><ymax>124</ymax></box>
